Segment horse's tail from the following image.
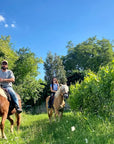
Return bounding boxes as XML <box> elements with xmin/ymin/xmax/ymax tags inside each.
<box><xmin>46</xmin><ymin>96</ymin><xmax>50</xmax><ymax>112</ymax></box>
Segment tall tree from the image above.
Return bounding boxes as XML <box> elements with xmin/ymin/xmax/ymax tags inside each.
<box><xmin>44</xmin><ymin>52</ymin><xmax>54</xmax><ymax>83</ymax></box>
<box><xmin>0</xmin><ymin>35</ymin><xmax>18</xmax><ymax>69</ymax></box>
<box><xmin>44</xmin><ymin>52</ymin><xmax>67</xmax><ymax>84</ymax></box>
<box><xmin>13</xmin><ymin>47</ymin><xmax>43</xmax><ymax>84</ymax></box>
<box><xmin>63</xmin><ymin>36</ymin><xmax>114</xmax><ymax>77</ymax></box>
<box><xmin>54</xmin><ymin>54</ymin><xmax>67</xmax><ymax>84</ymax></box>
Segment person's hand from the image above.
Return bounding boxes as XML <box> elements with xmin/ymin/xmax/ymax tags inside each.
<box><xmin>0</xmin><ymin>78</ymin><xmax>4</xmax><ymax>82</ymax></box>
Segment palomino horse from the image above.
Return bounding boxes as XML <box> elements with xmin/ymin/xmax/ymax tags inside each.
<box><xmin>0</xmin><ymin>87</ymin><xmax>22</xmax><ymax>139</ymax></box>
<box><xmin>46</xmin><ymin>84</ymin><xmax>69</xmax><ymax>122</ymax></box>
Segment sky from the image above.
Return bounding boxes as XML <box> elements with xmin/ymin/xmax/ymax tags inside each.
<box><xmin>0</xmin><ymin>0</ymin><xmax>114</xmax><ymax>80</ymax></box>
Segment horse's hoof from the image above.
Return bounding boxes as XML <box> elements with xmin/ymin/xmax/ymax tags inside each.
<box><xmin>10</xmin><ymin>130</ymin><xmax>14</xmax><ymax>133</ymax></box>
<box><xmin>2</xmin><ymin>135</ymin><xmax>7</xmax><ymax>139</ymax></box>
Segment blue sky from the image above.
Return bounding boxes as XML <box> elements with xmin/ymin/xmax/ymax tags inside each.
<box><xmin>0</xmin><ymin>0</ymin><xmax>114</xmax><ymax>80</ymax></box>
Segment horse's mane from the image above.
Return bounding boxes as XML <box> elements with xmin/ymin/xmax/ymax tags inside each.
<box><xmin>54</xmin><ymin>87</ymin><xmax>61</xmax><ymax>98</ymax></box>
<box><xmin>54</xmin><ymin>84</ymin><xmax>69</xmax><ymax>98</ymax></box>
<box><xmin>0</xmin><ymin>87</ymin><xmax>7</xmax><ymax>98</ymax></box>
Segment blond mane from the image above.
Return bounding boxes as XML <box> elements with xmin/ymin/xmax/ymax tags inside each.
<box><xmin>54</xmin><ymin>84</ymin><xmax>69</xmax><ymax>98</ymax></box>
<box><xmin>54</xmin><ymin>87</ymin><xmax>61</xmax><ymax>98</ymax></box>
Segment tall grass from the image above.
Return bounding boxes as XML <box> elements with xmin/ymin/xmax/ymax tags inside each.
<box><xmin>0</xmin><ymin>112</ymin><xmax>113</xmax><ymax>144</ymax></box>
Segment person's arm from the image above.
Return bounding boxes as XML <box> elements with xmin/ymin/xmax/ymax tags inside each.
<box><xmin>0</xmin><ymin>77</ymin><xmax>15</xmax><ymax>83</ymax></box>
<box><xmin>50</xmin><ymin>86</ymin><xmax>57</xmax><ymax>93</ymax></box>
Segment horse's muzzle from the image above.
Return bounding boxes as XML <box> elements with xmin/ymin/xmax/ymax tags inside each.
<box><xmin>63</xmin><ymin>93</ymin><xmax>69</xmax><ymax>99</ymax></box>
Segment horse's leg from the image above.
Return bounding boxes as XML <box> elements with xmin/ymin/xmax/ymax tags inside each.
<box><xmin>60</xmin><ymin>100</ymin><xmax>65</xmax><ymax>109</ymax></box>
<box><xmin>15</xmin><ymin>113</ymin><xmax>21</xmax><ymax>131</ymax></box>
<box><xmin>7</xmin><ymin>116</ymin><xmax>14</xmax><ymax>133</ymax></box>
<box><xmin>59</xmin><ymin>112</ymin><xmax>63</xmax><ymax>121</ymax></box>
<box><xmin>54</xmin><ymin>109</ymin><xmax>59</xmax><ymax>122</ymax></box>
<box><xmin>46</xmin><ymin>96</ymin><xmax>53</xmax><ymax>123</ymax></box>
<box><xmin>48</xmin><ymin>108</ymin><xmax>53</xmax><ymax>123</ymax></box>
<box><xmin>0</xmin><ymin>113</ymin><xmax>7</xmax><ymax>139</ymax></box>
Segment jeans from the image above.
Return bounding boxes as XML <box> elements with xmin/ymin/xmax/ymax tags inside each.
<box><xmin>48</xmin><ymin>92</ymin><xmax>55</xmax><ymax>108</ymax></box>
<box><xmin>3</xmin><ymin>86</ymin><xmax>19</xmax><ymax>107</ymax></box>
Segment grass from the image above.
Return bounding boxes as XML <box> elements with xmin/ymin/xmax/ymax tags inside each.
<box><xmin>0</xmin><ymin>111</ymin><xmax>113</xmax><ymax>144</ymax></box>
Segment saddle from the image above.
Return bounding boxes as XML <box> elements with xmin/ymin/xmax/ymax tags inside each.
<box><xmin>2</xmin><ymin>88</ymin><xmax>11</xmax><ymax>102</ymax></box>
<box><xmin>0</xmin><ymin>87</ymin><xmax>15</xmax><ymax>115</ymax></box>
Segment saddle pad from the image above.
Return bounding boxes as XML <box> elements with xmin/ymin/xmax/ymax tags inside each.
<box><xmin>0</xmin><ymin>87</ymin><xmax>7</xmax><ymax>99</ymax></box>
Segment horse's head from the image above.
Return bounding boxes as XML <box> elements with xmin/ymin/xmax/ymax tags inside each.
<box><xmin>60</xmin><ymin>84</ymin><xmax>69</xmax><ymax>99</ymax></box>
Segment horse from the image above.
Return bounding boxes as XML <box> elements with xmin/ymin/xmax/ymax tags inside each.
<box><xmin>46</xmin><ymin>84</ymin><xmax>69</xmax><ymax>122</ymax></box>
<box><xmin>0</xmin><ymin>87</ymin><xmax>22</xmax><ymax>139</ymax></box>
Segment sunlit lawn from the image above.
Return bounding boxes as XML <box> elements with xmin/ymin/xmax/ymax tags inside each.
<box><xmin>0</xmin><ymin>111</ymin><xmax>113</xmax><ymax>144</ymax></box>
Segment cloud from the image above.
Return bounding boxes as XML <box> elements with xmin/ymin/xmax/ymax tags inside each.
<box><xmin>4</xmin><ymin>24</ymin><xmax>8</xmax><ymax>27</ymax></box>
<box><xmin>11</xmin><ymin>23</ymin><xmax>15</xmax><ymax>28</ymax></box>
<box><xmin>0</xmin><ymin>14</ymin><xmax>16</xmax><ymax>28</ymax></box>
<box><xmin>0</xmin><ymin>15</ymin><xmax>5</xmax><ymax>22</ymax></box>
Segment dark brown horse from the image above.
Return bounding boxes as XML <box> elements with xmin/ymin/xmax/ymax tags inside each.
<box><xmin>0</xmin><ymin>87</ymin><xmax>22</xmax><ymax>139</ymax></box>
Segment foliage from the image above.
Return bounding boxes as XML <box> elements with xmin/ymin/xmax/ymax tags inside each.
<box><xmin>0</xmin><ymin>35</ymin><xmax>44</xmax><ymax>106</ymax></box>
<box><xmin>0</xmin><ymin>112</ymin><xmax>113</xmax><ymax>144</ymax></box>
<box><xmin>0</xmin><ymin>35</ymin><xmax>18</xmax><ymax>69</ymax></box>
<box><xmin>63</xmin><ymin>36</ymin><xmax>114</xmax><ymax>77</ymax></box>
<box><xmin>44</xmin><ymin>52</ymin><xmax>54</xmax><ymax>83</ymax></box>
<box><xmin>14</xmin><ymin>77</ymin><xmax>45</xmax><ymax>106</ymax></box>
<box><xmin>44</xmin><ymin>52</ymin><xmax>67</xmax><ymax>84</ymax></box>
<box><xmin>67</xmin><ymin>70</ymin><xmax>84</xmax><ymax>86</ymax></box>
<box><xmin>68</xmin><ymin>61</ymin><xmax>114</xmax><ymax>117</ymax></box>
<box><xmin>13</xmin><ymin>47</ymin><xmax>43</xmax><ymax>84</ymax></box>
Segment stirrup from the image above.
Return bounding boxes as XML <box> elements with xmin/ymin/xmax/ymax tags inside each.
<box><xmin>16</xmin><ymin>108</ymin><xmax>22</xmax><ymax>114</ymax></box>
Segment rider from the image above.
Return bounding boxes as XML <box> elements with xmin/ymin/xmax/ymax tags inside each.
<box><xmin>0</xmin><ymin>60</ymin><xmax>22</xmax><ymax>114</ymax></box>
<box><xmin>48</xmin><ymin>77</ymin><xmax>59</xmax><ymax>108</ymax></box>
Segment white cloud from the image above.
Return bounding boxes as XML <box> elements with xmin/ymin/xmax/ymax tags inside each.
<box><xmin>0</xmin><ymin>15</ymin><xmax>16</xmax><ymax>28</ymax></box>
<box><xmin>4</xmin><ymin>24</ymin><xmax>8</xmax><ymax>28</ymax></box>
<box><xmin>0</xmin><ymin>15</ymin><xmax>5</xmax><ymax>22</ymax></box>
<box><xmin>11</xmin><ymin>23</ymin><xmax>15</xmax><ymax>28</ymax></box>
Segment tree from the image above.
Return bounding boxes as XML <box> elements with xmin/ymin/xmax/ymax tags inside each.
<box><xmin>54</xmin><ymin>54</ymin><xmax>67</xmax><ymax>84</ymax></box>
<box><xmin>0</xmin><ymin>35</ymin><xmax>18</xmax><ymax>69</ymax></box>
<box><xmin>0</xmin><ymin>35</ymin><xmax>45</xmax><ymax>107</ymax></box>
<box><xmin>68</xmin><ymin>60</ymin><xmax>114</xmax><ymax>116</ymax></box>
<box><xmin>13</xmin><ymin>47</ymin><xmax>43</xmax><ymax>84</ymax></box>
<box><xmin>44</xmin><ymin>52</ymin><xmax>67</xmax><ymax>84</ymax></box>
<box><xmin>44</xmin><ymin>52</ymin><xmax>54</xmax><ymax>84</ymax></box>
<box><xmin>14</xmin><ymin>76</ymin><xmax>45</xmax><ymax>106</ymax></box>
<box><xmin>62</xmin><ymin>36</ymin><xmax>114</xmax><ymax>77</ymax></box>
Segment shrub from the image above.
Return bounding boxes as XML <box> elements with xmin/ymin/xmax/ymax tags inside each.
<box><xmin>68</xmin><ymin>61</ymin><xmax>114</xmax><ymax>117</ymax></box>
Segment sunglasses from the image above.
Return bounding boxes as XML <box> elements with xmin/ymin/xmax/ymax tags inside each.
<box><xmin>2</xmin><ymin>62</ymin><xmax>8</xmax><ymax>65</ymax></box>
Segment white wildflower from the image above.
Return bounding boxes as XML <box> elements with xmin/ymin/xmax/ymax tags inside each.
<box><xmin>71</xmin><ymin>126</ymin><xmax>75</xmax><ymax>131</ymax></box>
<box><xmin>85</xmin><ymin>138</ymin><xmax>88</xmax><ymax>143</ymax></box>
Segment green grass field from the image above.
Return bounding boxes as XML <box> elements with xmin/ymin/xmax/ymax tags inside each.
<box><xmin>0</xmin><ymin>111</ymin><xmax>113</xmax><ymax>144</ymax></box>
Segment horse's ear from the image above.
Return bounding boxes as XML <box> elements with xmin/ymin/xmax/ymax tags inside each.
<box><xmin>60</xmin><ymin>84</ymin><xmax>63</xmax><ymax>87</ymax></box>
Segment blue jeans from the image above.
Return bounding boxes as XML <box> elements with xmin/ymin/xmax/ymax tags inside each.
<box><xmin>3</xmin><ymin>86</ymin><xmax>19</xmax><ymax>107</ymax></box>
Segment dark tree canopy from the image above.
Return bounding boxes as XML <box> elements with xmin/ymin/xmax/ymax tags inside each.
<box><xmin>63</xmin><ymin>36</ymin><xmax>114</xmax><ymax>77</ymax></box>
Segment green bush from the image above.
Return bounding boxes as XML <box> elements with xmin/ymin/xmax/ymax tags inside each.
<box><xmin>68</xmin><ymin>61</ymin><xmax>114</xmax><ymax>117</ymax></box>
<box><xmin>13</xmin><ymin>76</ymin><xmax>45</xmax><ymax>106</ymax></box>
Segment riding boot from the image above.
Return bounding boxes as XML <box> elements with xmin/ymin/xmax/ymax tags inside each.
<box><xmin>48</xmin><ymin>98</ymin><xmax>51</xmax><ymax>108</ymax></box>
<box><xmin>15</xmin><ymin>104</ymin><xmax>22</xmax><ymax>114</ymax></box>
